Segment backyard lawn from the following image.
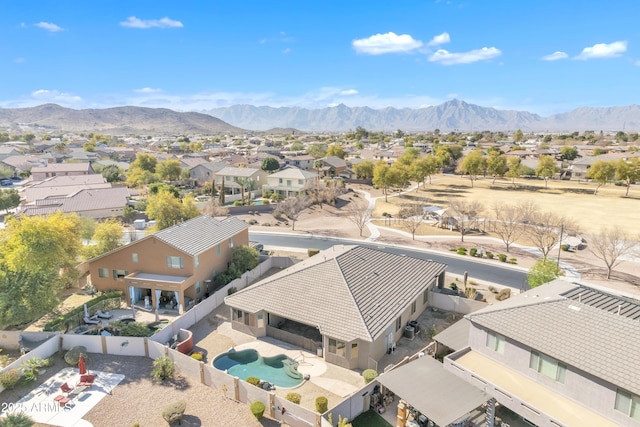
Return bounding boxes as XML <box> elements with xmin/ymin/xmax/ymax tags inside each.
<box><xmin>351</xmin><ymin>410</ymin><xmax>393</xmax><ymax>427</ymax></box>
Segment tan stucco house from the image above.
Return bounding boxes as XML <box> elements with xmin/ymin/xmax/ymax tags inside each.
<box><xmin>225</xmin><ymin>245</ymin><xmax>446</xmax><ymax>370</ymax></box>
<box><xmin>87</xmin><ymin>215</ymin><xmax>249</xmax><ymax>313</ymax></box>
<box><xmin>262</xmin><ymin>167</ymin><xmax>318</xmax><ymax>197</ymax></box>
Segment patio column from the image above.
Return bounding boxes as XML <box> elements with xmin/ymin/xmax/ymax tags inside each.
<box><xmin>155</xmin><ymin>289</ymin><xmax>161</xmax><ymax>309</ymax></box>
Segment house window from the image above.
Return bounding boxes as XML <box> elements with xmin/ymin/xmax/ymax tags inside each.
<box><xmin>132</xmin><ymin>253</ymin><xmax>138</xmax><ymax>263</ymax></box>
<box><xmin>257</xmin><ymin>314</ymin><xmax>264</xmax><ymax>328</ymax></box>
<box><xmin>216</xmin><ymin>244</ymin><xmax>220</xmax><ymax>255</ymax></box>
<box><xmin>351</xmin><ymin>343</ymin><xmax>358</xmax><ymax>360</ymax></box>
<box><xmin>195</xmin><ymin>255</ymin><xmax>199</xmax><ymax>268</ymax></box>
<box><xmin>166</xmin><ymin>256</ymin><xmax>184</xmax><ymax>269</ymax></box>
<box><xmin>98</xmin><ymin>268</ymin><xmax>109</xmax><ymax>278</ymax></box>
<box><xmin>112</xmin><ymin>269</ymin><xmax>127</xmax><ymax>280</ymax></box>
<box><xmin>225</xmin><ymin>176</ymin><xmax>231</xmax><ymax>181</ymax></box>
<box><xmin>486</xmin><ymin>331</ymin><xmax>505</xmax><ymax>354</ymax></box>
<box><xmin>279</xmin><ymin>178</ymin><xmax>283</xmax><ymax>184</ymax></box>
<box><xmin>195</xmin><ymin>281</ymin><xmax>201</xmax><ymax>294</ymax></box>
<box><xmin>529</xmin><ymin>351</ymin><xmax>566</xmax><ymax>383</ymax></box>
<box><xmin>328</xmin><ymin>339</ymin><xmax>345</xmax><ymax>357</ymax></box>
<box><xmin>395</xmin><ymin>317</ymin><xmax>402</xmax><ymax>332</ymax></box>
<box><xmin>228</xmin><ymin>237</ymin><xmax>233</xmax><ymax>248</ymax></box>
<box><xmin>423</xmin><ymin>289</ymin><xmax>429</xmax><ymax>304</ymax></box>
<box><xmin>233</xmin><ymin>309</ymin><xmax>243</xmax><ymax>322</ymax></box>
<box><xmin>298</xmin><ymin>179</ymin><xmax>303</xmax><ymax>185</ymax></box>
<box><xmin>286</xmin><ymin>180</ymin><xmax>292</xmax><ymax>186</ymax></box>
<box><xmin>411</xmin><ymin>300</ymin><xmax>417</xmax><ymax>314</ymax></box>
<box><xmin>615</xmin><ymin>389</ymin><xmax>640</xmax><ymax>421</ymax></box>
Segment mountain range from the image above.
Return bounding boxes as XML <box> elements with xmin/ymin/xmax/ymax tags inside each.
<box><xmin>2</xmin><ymin>100</ymin><xmax>640</xmax><ymax>134</ymax></box>
<box><xmin>207</xmin><ymin>100</ymin><xmax>640</xmax><ymax>132</ymax></box>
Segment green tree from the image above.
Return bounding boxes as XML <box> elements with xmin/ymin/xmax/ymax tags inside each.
<box><xmin>122</xmin><ymin>205</ymin><xmax>137</xmax><ymax>224</ymax></box>
<box><xmin>352</xmin><ymin>160</ymin><xmax>374</xmax><ymax>179</ymax></box>
<box><xmin>146</xmin><ymin>190</ymin><xmax>195</xmax><ymax>230</ymax></box>
<box><xmin>156</xmin><ymin>159</ymin><xmax>183</xmax><ymax>182</ymax></box>
<box><xmin>587</xmin><ymin>160</ymin><xmax>616</xmax><ymax>195</ymax></box>
<box><xmin>486</xmin><ymin>153</ymin><xmax>507</xmax><ymax>184</ymax></box>
<box><xmin>514</xmin><ymin>129</ymin><xmax>524</xmax><ymax>142</ymax></box>
<box><xmin>458</xmin><ymin>149</ymin><xmax>486</xmax><ymax>187</ymax></box>
<box><xmin>413</xmin><ymin>155</ymin><xmax>439</xmax><ymax>185</ymax></box>
<box><xmin>83</xmin><ymin>141</ymin><xmax>97</xmax><ymax>152</ymax></box>
<box><xmin>149</xmin><ymin>183</ymin><xmax>180</xmax><ymax>198</ymax></box>
<box><xmin>87</xmin><ymin>218</ymin><xmax>124</xmax><ymax>258</ymax></box>
<box><xmin>230</xmin><ymin>245</ymin><xmax>259</xmax><ymax>272</ymax></box>
<box><xmin>289</xmin><ymin>142</ymin><xmax>304</xmax><ymax>151</ymax></box>
<box><xmin>98</xmin><ymin>164</ymin><xmax>124</xmax><ymax>183</ymax></box>
<box><xmin>261</xmin><ymin>157</ymin><xmax>280</xmax><ymax>173</ymax></box>
<box><xmin>307</xmin><ymin>144</ymin><xmax>327</xmax><ymax>158</ymax></box>
<box><xmin>560</xmin><ymin>146</ymin><xmax>578</xmax><ymax>160</ymax></box>
<box><xmin>130</xmin><ymin>153</ymin><xmax>157</xmax><ymax>173</ymax></box>
<box><xmin>0</xmin><ymin>268</ymin><xmax>61</xmax><ymax>326</ymax></box>
<box><xmin>372</xmin><ymin>161</ymin><xmax>392</xmax><ymax>202</ymax></box>
<box><xmin>326</xmin><ymin>145</ymin><xmax>345</xmax><ymax>159</ymax></box>
<box><xmin>535</xmin><ymin>155</ymin><xmax>559</xmax><ymax>188</ymax></box>
<box><xmin>616</xmin><ymin>158</ymin><xmax>640</xmax><ymax>197</ymax></box>
<box><xmin>527</xmin><ymin>258</ymin><xmax>562</xmax><ymax>288</ymax></box>
<box><xmin>0</xmin><ymin>190</ymin><xmax>21</xmax><ymax>213</ymax></box>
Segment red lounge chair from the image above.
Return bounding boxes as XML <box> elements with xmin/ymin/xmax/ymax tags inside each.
<box><xmin>77</xmin><ymin>374</ymin><xmax>95</xmax><ymax>387</ymax></box>
<box><xmin>60</xmin><ymin>382</ymin><xmax>74</xmax><ymax>394</ymax></box>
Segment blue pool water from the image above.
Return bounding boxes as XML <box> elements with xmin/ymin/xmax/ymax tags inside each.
<box><xmin>213</xmin><ymin>348</ymin><xmax>303</xmax><ymax>388</ymax></box>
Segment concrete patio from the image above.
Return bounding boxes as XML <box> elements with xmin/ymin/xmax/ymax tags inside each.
<box><xmin>0</xmin><ymin>367</ymin><xmax>124</xmax><ymax>427</ymax></box>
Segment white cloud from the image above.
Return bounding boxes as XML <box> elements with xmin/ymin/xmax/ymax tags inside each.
<box><xmin>339</xmin><ymin>89</ymin><xmax>359</xmax><ymax>96</ymax></box>
<box><xmin>30</xmin><ymin>89</ymin><xmax>82</xmax><ymax>104</ymax></box>
<box><xmin>120</xmin><ymin>16</ymin><xmax>183</xmax><ymax>29</ymax></box>
<box><xmin>427</xmin><ymin>32</ymin><xmax>451</xmax><ymax>47</ymax></box>
<box><xmin>352</xmin><ymin>32</ymin><xmax>423</xmax><ymax>55</ymax></box>
<box><xmin>541</xmin><ymin>51</ymin><xmax>568</xmax><ymax>61</ymax></box>
<box><xmin>133</xmin><ymin>87</ymin><xmax>162</xmax><ymax>93</ymax></box>
<box><xmin>282</xmin><ymin>48</ymin><xmax>292</xmax><ymax>54</ymax></box>
<box><xmin>575</xmin><ymin>41</ymin><xmax>627</xmax><ymax>60</ymax></box>
<box><xmin>35</xmin><ymin>22</ymin><xmax>64</xmax><ymax>32</ymax></box>
<box><xmin>428</xmin><ymin>47</ymin><xmax>501</xmax><ymax>65</ymax></box>
<box><xmin>635</xmin><ymin>60</ymin><xmax>640</xmax><ymax>67</ymax></box>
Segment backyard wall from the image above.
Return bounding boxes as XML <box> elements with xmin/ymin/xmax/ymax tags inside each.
<box><xmin>328</xmin><ymin>381</ymin><xmax>379</xmax><ymax>425</ymax></box>
<box><xmin>0</xmin><ymin>331</ymin><xmax>58</xmax><ymax>351</ymax></box>
<box><xmin>429</xmin><ymin>291</ymin><xmax>487</xmax><ymax>315</ymax></box>
<box><xmin>0</xmin><ymin>335</ymin><xmax>59</xmax><ymax>394</ymax></box>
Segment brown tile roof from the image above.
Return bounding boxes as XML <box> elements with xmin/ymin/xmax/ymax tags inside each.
<box><xmin>226</xmin><ymin>245</ymin><xmax>447</xmax><ymax>342</ymax></box>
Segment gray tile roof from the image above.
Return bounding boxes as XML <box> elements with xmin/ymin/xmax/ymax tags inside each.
<box><xmin>153</xmin><ymin>215</ymin><xmax>249</xmax><ymax>256</ymax></box>
<box><xmin>218</xmin><ymin>166</ymin><xmax>260</xmax><ymax>177</ymax></box>
<box><xmin>433</xmin><ymin>318</ymin><xmax>470</xmax><ymax>351</ymax></box>
<box><xmin>468</xmin><ymin>283</ymin><xmax>640</xmax><ymax>395</ymax></box>
<box><xmin>225</xmin><ymin>245</ymin><xmax>446</xmax><ymax>342</ymax></box>
<box><xmin>21</xmin><ymin>187</ymin><xmax>129</xmax><ymax>216</ymax></box>
<box><xmin>31</xmin><ymin>162</ymin><xmax>92</xmax><ymax>173</ymax></box>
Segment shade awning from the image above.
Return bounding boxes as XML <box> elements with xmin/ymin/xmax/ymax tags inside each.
<box><xmin>377</xmin><ymin>356</ymin><xmax>489</xmax><ymax>427</ymax></box>
<box><xmin>433</xmin><ymin>318</ymin><xmax>470</xmax><ymax>352</ymax></box>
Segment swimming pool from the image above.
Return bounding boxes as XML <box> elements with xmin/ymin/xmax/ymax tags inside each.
<box><xmin>213</xmin><ymin>348</ymin><xmax>303</xmax><ymax>388</ymax></box>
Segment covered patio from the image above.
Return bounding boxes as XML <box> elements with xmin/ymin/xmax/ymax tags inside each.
<box><xmin>376</xmin><ymin>355</ymin><xmax>490</xmax><ymax>427</ymax></box>
<box><xmin>126</xmin><ymin>272</ymin><xmax>191</xmax><ymax>314</ymax></box>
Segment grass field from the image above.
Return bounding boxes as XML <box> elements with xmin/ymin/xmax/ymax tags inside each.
<box><xmin>372</xmin><ymin>175</ymin><xmax>640</xmax><ymax>236</ymax></box>
<box><xmin>351</xmin><ymin>409</ymin><xmax>393</xmax><ymax>427</ymax></box>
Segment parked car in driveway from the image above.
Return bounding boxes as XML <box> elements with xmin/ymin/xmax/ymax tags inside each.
<box><xmin>0</xmin><ymin>179</ymin><xmax>12</xmax><ymax>186</ymax></box>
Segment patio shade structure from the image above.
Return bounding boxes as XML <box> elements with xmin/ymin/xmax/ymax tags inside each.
<box><xmin>78</xmin><ymin>354</ymin><xmax>87</xmax><ymax>375</ymax></box>
<box><xmin>376</xmin><ymin>355</ymin><xmax>489</xmax><ymax>427</ymax></box>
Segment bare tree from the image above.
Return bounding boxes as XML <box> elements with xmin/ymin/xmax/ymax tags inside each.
<box><xmin>274</xmin><ymin>195</ymin><xmax>310</xmax><ymax>230</ymax></box>
<box><xmin>524</xmin><ymin>210</ymin><xmax>573</xmax><ymax>260</ymax></box>
<box><xmin>589</xmin><ymin>226</ymin><xmax>637</xmax><ymax>279</ymax></box>
<box><xmin>398</xmin><ymin>203</ymin><xmax>426</xmax><ymax>240</ymax></box>
<box><xmin>447</xmin><ymin>199</ymin><xmax>484</xmax><ymax>242</ymax></box>
<box><xmin>203</xmin><ymin>200</ymin><xmax>229</xmax><ymax>217</ymax></box>
<box><xmin>346</xmin><ymin>200</ymin><xmax>371</xmax><ymax>237</ymax></box>
<box><xmin>492</xmin><ymin>202</ymin><xmax>527</xmax><ymax>252</ymax></box>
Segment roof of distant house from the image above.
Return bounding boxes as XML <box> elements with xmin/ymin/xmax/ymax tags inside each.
<box><xmin>320</xmin><ymin>156</ymin><xmax>347</xmax><ymax>168</ymax></box>
<box><xmin>226</xmin><ymin>245</ymin><xmax>447</xmax><ymax>342</ymax></box>
<box><xmin>31</xmin><ymin>162</ymin><xmax>93</xmax><ymax>173</ymax></box>
<box><xmin>217</xmin><ymin>166</ymin><xmax>260</xmax><ymax>177</ymax></box>
<box><xmin>20</xmin><ymin>187</ymin><xmax>129</xmax><ymax>216</ymax></box>
<box><xmin>268</xmin><ymin>168</ymin><xmax>318</xmax><ymax>180</ymax></box>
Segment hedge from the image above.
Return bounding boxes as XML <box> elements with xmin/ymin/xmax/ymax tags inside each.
<box><xmin>315</xmin><ymin>396</ymin><xmax>328</xmax><ymax>413</ymax></box>
<box><xmin>44</xmin><ymin>291</ymin><xmax>123</xmax><ymax>332</ymax></box>
<box><xmin>251</xmin><ymin>401</ymin><xmax>265</xmax><ymax>419</ymax></box>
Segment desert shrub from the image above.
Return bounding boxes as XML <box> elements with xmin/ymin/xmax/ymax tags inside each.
<box><xmin>286</xmin><ymin>392</ymin><xmax>302</xmax><ymax>404</ymax></box>
<box><xmin>248</xmin><ymin>219</ymin><xmax>258</xmax><ymax>225</ymax></box>
<box><xmin>449</xmin><ymin>247</ymin><xmax>457</xmax><ymax>252</ymax></box>
<box><xmin>0</xmin><ymin>413</ymin><xmax>34</xmax><ymax>427</ymax></box>
<box><xmin>246</xmin><ymin>376</ymin><xmax>260</xmax><ymax>387</ymax></box>
<box><xmin>132</xmin><ymin>424</ymin><xmax>140</xmax><ymax>427</ymax></box>
<box><xmin>315</xmin><ymin>396</ymin><xmax>328</xmax><ymax>413</ymax></box>
<box><xmin>509</xmin><ymin>258</ymin><xmax>517</xmax><ymax>264</ymax></box>
<box><xmin>486</xmin><ymin>251</ymin><xmax>494</xmax><ymax>259</ymax></box>
<box><xmin>233</xmin><ymin>200</ymin><xmax>244</xmax><ymax>206</ymax></box>
<box><xmin>120</xmin><ymin>322</ymin><xmax>152</xmax><ymax>337</ymax></box>
<box><xmin>428</xmin><ymin>325</ymin><xmax>437</xmax><ymax>339</ymax></box>
<box><xmin>227</xmin><ymin>287</ymin><xmax>237</xmax><ymax>295</ymax></box>
<box><xmin>269</xmin><ymin>193</ymin><xmax>282</xmax><ymax>202</ymax></box>
<box><xmin>456</xmin><ymin>248</ymin><xmax>467</xmax><ymax>255</ymax></box>
<box><xmin>152</xmin><ymin>356</ymin><xmax>176</xmax><ymax>381</ymax></box>
<box><xmin>488</xmin><ymin>285</ymin><xmax>498</xmax><ymax>293</ymax></box>
<box><xmin>0</xmin><ymin>369</ymin><xmax>20</xmax><ymax>390</ymax></box>
<box><xmin>362</xmin><ymin>369</ymin><xmax>377</xmax><ymax>384</ymax></box>
<box><xmin>469</xmin><ymin>248</ymin><xmax>478</xmax><ymax>257</ymax></box>
<box><xmin>560</xmin><ymin>244</ymin><xmax>569</xmax><ymax>251</ymax></box>
<box><xmin>250</xmin><ymin>401</ymin><xmax>265</xmax><ymax>419</ymax></box>
<box><xmin>464</xmin><ymin>287</ymin><xmax>477</xmax><ymax>300</ymax></box>
<box><xmin>307</xmin><ymin>248</ymin><xmax>320</xmax><ymax>257</ymax></box>
<box><xmin>162</xmin><ymin>400</ymin><xmax>186</xmax><ymax>425</ymax></box>
<box><xmin>64</xmin><ymin>346</ymin><xmax>88</xmax><ymax>366</ymax></box>
<box><xmin>449</xmin><ymin>283</ymin><xmax>458</xmax><ymax>291</ymax></box>
<box><xmin>190</xmin><ymin>352</ymin><xmax>203</xmax><ymax>362</ymax></box>
<box><xmin>497</xmin><ymin>254</ymin><xmax>507</xmax><ymax>262</ymax></box>
<box><xmin>21</xmin><ymin>358</ymin><xmax>46</xmax><ymax>384</ymax></box>
<box><xmin>496</xmin><ymin>288</ymin><xmax>512</xmax><ymax>301</ymax></box>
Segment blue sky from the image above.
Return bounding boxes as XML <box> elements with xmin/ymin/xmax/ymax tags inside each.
<box><xmin>1</xmin><ymin>1</ymin><xmax>639</xmax><ymax>115</ymax></box>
